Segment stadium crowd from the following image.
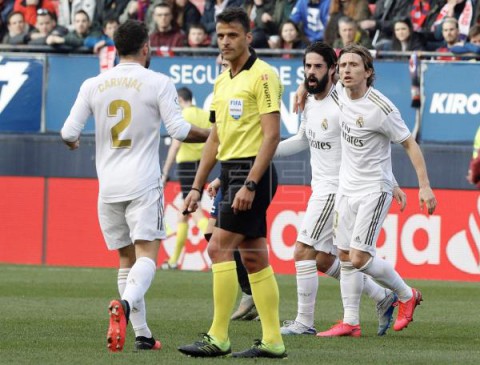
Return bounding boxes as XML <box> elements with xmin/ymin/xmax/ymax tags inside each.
<box><xmin>1</xmin><ymin>0</ymin><xmax>480</xmax><ymax>56</ymax></box>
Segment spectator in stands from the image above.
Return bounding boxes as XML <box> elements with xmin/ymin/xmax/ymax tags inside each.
<box><xmin>57</xmin><ymin>0</ymin><xmax>96</xmax><ymax>32</ymax></box>
<box><xmin>201</xmin><ymin>0</ymin><xmax>244</xmax><ymax>46</ymax></box>
<box><xmin>436</xmin><ymin>16</ymin><xmax>463</xmax><ymax>59</ymax></box>
<box><xmin>359</xmin><ymin>0</ymin><xmax>410</xmax><ymax>49</ymax></box>
<box><xmin>381</xmin><ymin>17</ymin><xmax>426</xmax><ymax>51</ymax></box>
<box><xmin>46</xmin><ymin>9</ymin><xmax>94</xmax><ymax>49</ymax></box>
<box><xmin>333</xmin><ymin>15</ymin><xmax>372</xmax><ymax>50</ymax></box>
<box><xmin>269</xmin><ymin>20</ymin><xmax>308</xmax><ymax>58</ymax></box>
<box><xmin>13</xmin><ymin>0</ymin><xmax>57</xmax><ymax>28</ymax></box>
<box><xmin>450</xmin><ymin>24</ymin><xmax>480</xmax><ymax>55</ymax></box>
<box><xmin>253</xmin><ymin>0</ymin><xmax>296</xmax><ymax>45</ymax></box>
<box><xmin>149</xmin><ymin>2</ymin><xmax>185</xmax><ymax>48</ymax></box>
<box><xmin>28</xmin><ymin>9</ymin><xmax>56</xmax><ymax>44</ymax></box>
<box><xmin>84</xmin><ymin>17</ymin><xmax>118</xmax><ymax>53</ymax></box>
<box><xmin>186</xmin><ymin>22</ymin><xmax>210</xmax><ymax>47</ymax></box>
<box><xmin>93</xmin><ymin>0</ymin><xmax>129</xmax><ymax>31</ymax></box>
<box><xmin>119</xmin><ymin>0</ymin><xmax>150</xmax><ymax>23</ymax></box>
<box><xmin>324</xmin><ymin>0</ymin><xmax>371</xmax><ymax>46</ymax></box>
<box><xmin>290</xmin><ymin>0</ymin><xmax>331</xmax><ymax>43</ymax></box>
<box><xmin>2</xmin><ymin>10</ymin><xmax>30</xmax><ymax>44</ymax></box>
<box><xmin>1</xmin><ymin>0</ymin><xmax>15</xmax><ymax>41</ymax></box>
<box><xmin>243</xmin><ymin>0</ymin><xmax>275</xmax><ymax>48</ymax></box>
<box><xmin>174</xmin><ymin>0</ymin><xmax>201</xmax><ymax>33</ymax></box>
<box><xmin>429</xmin><ymin>0</ymin><xmax>476</xmax><ymax>43</ymax></box>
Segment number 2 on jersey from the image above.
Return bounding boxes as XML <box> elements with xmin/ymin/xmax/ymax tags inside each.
<box><xmin>109</xmin><ymin>100</ymin><xmax>132</xmax><ymax>148</ymax></box>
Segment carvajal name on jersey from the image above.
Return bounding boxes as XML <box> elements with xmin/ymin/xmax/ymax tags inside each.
<box><xmin>98</xmin><ymin>77</ymin><xmax>143</xmax><ymax>93</ymax></box>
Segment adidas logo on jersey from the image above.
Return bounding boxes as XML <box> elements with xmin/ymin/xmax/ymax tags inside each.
<box><xmin>354</xmin><ymin>236</ymin><xmax>361</xmax><ymax>243</ymax></box>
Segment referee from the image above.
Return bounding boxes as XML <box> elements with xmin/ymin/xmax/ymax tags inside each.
<box><xmin>161</xmin><ymin>87</ymin><xmax>210</xmax><ymax>270</ymax></box>
<box><xmin>178</xmin><ymin>7</ymin><xmax>286</xmax><ymax>359</ymax></box>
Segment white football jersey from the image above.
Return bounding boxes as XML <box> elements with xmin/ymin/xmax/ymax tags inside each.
<box><xmin>61</xmin><ymin>62</ymin><xmax>191</xmax><ymax>203</ymax></box>
<box><xmin>335</xmin><ymin>82</ymin><xmax>410</xmax><ymax>196</ymax></box>
<box><xmin>275</xmin><ymin>85</ymin><xmax>341</xmax><ymax>194</ymax></box>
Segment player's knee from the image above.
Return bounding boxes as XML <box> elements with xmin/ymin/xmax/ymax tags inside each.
<box><xmin>293</xmin><ymin>242</ymin><xmax>315</xmax><ymax>261</ymax></box>
<box><xmin>207</xmin><ymin>239</ymin><xmax>222</xmax><ymax>261</ymax></box>
<box><xmin>350</xmin><ymin>255</ymin><xmax>368</xmax><ymax>269</ymax></box>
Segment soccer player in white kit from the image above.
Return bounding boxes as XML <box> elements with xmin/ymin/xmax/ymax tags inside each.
<box><xmin>60</xmin><ymin>20</ymin><xmax>210</xmax><ymax>352</ymax></box>
<box><xmin>318</xmin><ymin>44</ymin><xmax>437</xmax><ymax>337</ymax></box>
<box><xmin>277</xmin><ymin>42</ymin><xmax>403</xmax><ymax>337</ymax></box>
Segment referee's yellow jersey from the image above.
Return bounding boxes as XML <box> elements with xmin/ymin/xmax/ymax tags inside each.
<box><xmin>176</xmin><ymin>106</ymin><xmax>211</xmax><ymax>163</ymax></box>
<box><xmin>210</xmin><ymin>54</ymin><xmax>282</xmax><ymax>161</ymax></box>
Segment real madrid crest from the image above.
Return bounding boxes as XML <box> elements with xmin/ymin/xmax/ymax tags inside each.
<box><xmin>356</xmin><ymin>116</ymin><xmax>364</xmax><ymax>128</ymax></box>
<box><xmin>321</xmin><ymin>119</ymin><xmax>328</xmax><ymax>130</ymax></box>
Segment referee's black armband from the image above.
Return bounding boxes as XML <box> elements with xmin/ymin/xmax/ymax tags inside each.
<box><xmin>209</xmin><ymin>111</ymin><xmax>216</xmax><ymax>124</ymax></box>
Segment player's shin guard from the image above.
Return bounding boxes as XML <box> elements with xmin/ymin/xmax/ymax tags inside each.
<box><xmin>340</xmin><ymin>261</ymin><xmax>363</xmax><ymax>326</ymax></box>
<box><xmin>208</xmin><ymin>261</ymin><xmax>238</xmax><ymax>342</ymax></box>
<box><xmin>294</xmin><ymin>260</ymin><xmax>317</xmax><ymax>327</ymax></box>
<box><xmin>122</xmin><ymin>257</ymin><xmax>156</xmax><ymax>311</ymax></box>
<box><xmin>249</xmin><ymin>266</ymin><xmax>283</xmax><ymax>346</ymax></box>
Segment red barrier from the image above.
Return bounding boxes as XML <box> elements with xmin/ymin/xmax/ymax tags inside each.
<box><xmin>0</xmin><ymin>177</ymin><xmax>44</xmax><ymax>264</ymax></box>
<box><xmin>45</xmin><ymin>178</ymin><xmax>117</xmax><ymax>267</ymax></box>
<box><xmin>1</xmin><ymin>177</ymin><xmax>479</xmax><ymax>281</ymax></box>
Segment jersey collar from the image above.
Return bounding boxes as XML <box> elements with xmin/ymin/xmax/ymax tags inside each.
<box><xmin>230</xmin><ymin>52</ymin><xmax>257</xmax><ymax>78</ymax></box>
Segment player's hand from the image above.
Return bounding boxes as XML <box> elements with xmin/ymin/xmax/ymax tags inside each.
<box><xmin>232</xmin><ymin>186</ymin><xmax>255</xmax><ymax>214</ymax></box>
<box><xmin>393</xmin><ymin>186</ymin><xmax>407</xmax><ymax>212</ymax></box>
<box><xmin>183</xmin><ymin>189</ymin><xmax>200</xmax><ymax>215</ymax></box>
<box><xmin>294</xmin><ymin>83</ymin><xmax>307</xmax><ymax>113</ymax></box>
<box><xmin>64</xmin><ymin>139</ymin><xmax>80</xmax><ymax>150</ymax></box>
<box><xmin>419</xmin><ymin>186</ymin><xmax>437</xmax><ymax>215</ymax></box>
<box><xmin>207</xmin><ymin>178</ymin><xmax>221</xmax><ymax>198</ymax></box>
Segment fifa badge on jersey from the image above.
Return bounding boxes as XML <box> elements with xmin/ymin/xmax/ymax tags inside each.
<box><xmin>321</xmin><ymin>119</ymin><xmax>328</xmax><ymax>130</ymax></box>
<box><xmin>229</xmin><ymin>99</ymin><xmax>243</xmax><ymax>120</ymax></box>
<box><xmin>356</xmin><ymin>116</ymin><xmax>364</xmax><ymax>128</ymax></box>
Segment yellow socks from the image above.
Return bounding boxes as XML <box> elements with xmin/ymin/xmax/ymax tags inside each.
<box><xmin>249</xmin><ymin>266</ymin><xmax>283</xmax><ymax>346</ymax></box>
<box><xmin>197</xmin><ymin>217</ymin><xmax>209</xmax><ymax>234</ymax></box>
<box><xmin>208</xmin><ymin>261</ymin><xmax>238</xmax><ymax>343</ymax></box>
<box><xmin>168</xmin><ymin>222</ymin><xmax>188</xmax><ymax>265</ymax></box>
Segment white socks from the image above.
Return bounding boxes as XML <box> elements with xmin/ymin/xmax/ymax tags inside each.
<box><xmin>327</xmin><ymin>258</ymin><xmax>389</xmax><ymax>304</ymax></box>
<box><xmin>340</xmin><ymin>261</ymin><xmax>364</xmax><ymax>326</ymax></box>
<box><xmin>359</xmin><ymin>256</ymin><xmax>412</xmax><ymax>302</ymax></box>
<box><xmin>118</xmin><ymin>256</ymin><xmax>157</xmax><ymax>338</ymax></box>
<box><xmin>294</xmin><ymin>260</ymin><xmax>318</xmax><ymax>327</ymax></box>
<box><xmin>325</xmin><ymin>257</ymin><xmax>341</xmax><ymax>279</ymax></box>
<box><xmin>363</xmin><ymin>276</ymin><xmax>390</xmax><ymax>303</ymax></box>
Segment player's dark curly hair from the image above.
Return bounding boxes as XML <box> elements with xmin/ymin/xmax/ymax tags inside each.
<box><xmin>177</xmin><ymin>87</ymin><xmax>193</xmax><ymax>102</ymax></box>
<box><xmin>216</xmin><ymin>7</ymin><xmax>250</xmax><ymax>33</ymax></box>
<box><xmin>303</xmin><ymin>41</ymin><xmax>338</xmax><ymax>69</ymax></box>
<box><xmin>338</xmin><ymin>44</ymin><xmax>375</xmax><ymax>86</ymax></box>
<box><xmin>114</xmin><ymin>20</ymin><xmax>149</xmax><ymax>57</ymax></box>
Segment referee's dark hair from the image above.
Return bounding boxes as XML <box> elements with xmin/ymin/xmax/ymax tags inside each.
<box><xmin>303</xmin><ymin>41</ymin><xmax>338</xmax><ymax>70</ymax></box>
<box><xmin>216</xmin><ymin>7</ymin><xmax>250</xmax><ymax>33</ymax></box>
<box><xmin>339</xmin><ymin>44</ymin><xmax>376</xmax><ymax>87</ymax></box>
<box><xmin>177</xmin><ymin>87</ymin><xmax>193</xmax><ymax>102</ymax></box>
<box><xmin>114</xmin><ymin>20</ymin><xmax>149</xmax><ymax>57</ymax></box>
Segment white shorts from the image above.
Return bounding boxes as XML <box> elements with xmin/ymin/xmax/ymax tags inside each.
<box><xmin>297</xmin><ymin>193</ymin><xmax>337</xmax><ymax>255</ymax></box>
<box><xmin>334</xmin><ymin>192</ymin><xmax>392</xmax><ymax>256</ymax></box>
<box><xmin>98</xmin><ymin>187</ymin><xmax>166</xmax><ymax>250</ymax></box>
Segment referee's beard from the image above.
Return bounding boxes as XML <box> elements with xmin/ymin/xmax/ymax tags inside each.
<box><xmin>305</xmin><ymin>73</ymin><xmax>329</xmax><ymax>95</ymax></box>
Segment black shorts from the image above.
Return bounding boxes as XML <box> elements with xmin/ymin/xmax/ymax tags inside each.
<box><xmin>216</xmin><ymin>157</ymin><xmax>278</xmax><ymax>238</ymax></box>
<box><xmin>177</xmin><ymin>161</ymin><xmax>202</xmax><ymax>199</ymax></box>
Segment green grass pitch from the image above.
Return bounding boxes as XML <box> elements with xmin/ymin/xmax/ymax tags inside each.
<box><xmin>1</xmin><ymin>264</ymin><xmax>479</xmax><ymax>364</ymax></box>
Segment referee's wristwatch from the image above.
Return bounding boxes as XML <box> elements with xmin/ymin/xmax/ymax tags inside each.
<box><xmin>244</xmin><ymin>180</ymin><xmax>257</xmax><ymax>192</ymax></box>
